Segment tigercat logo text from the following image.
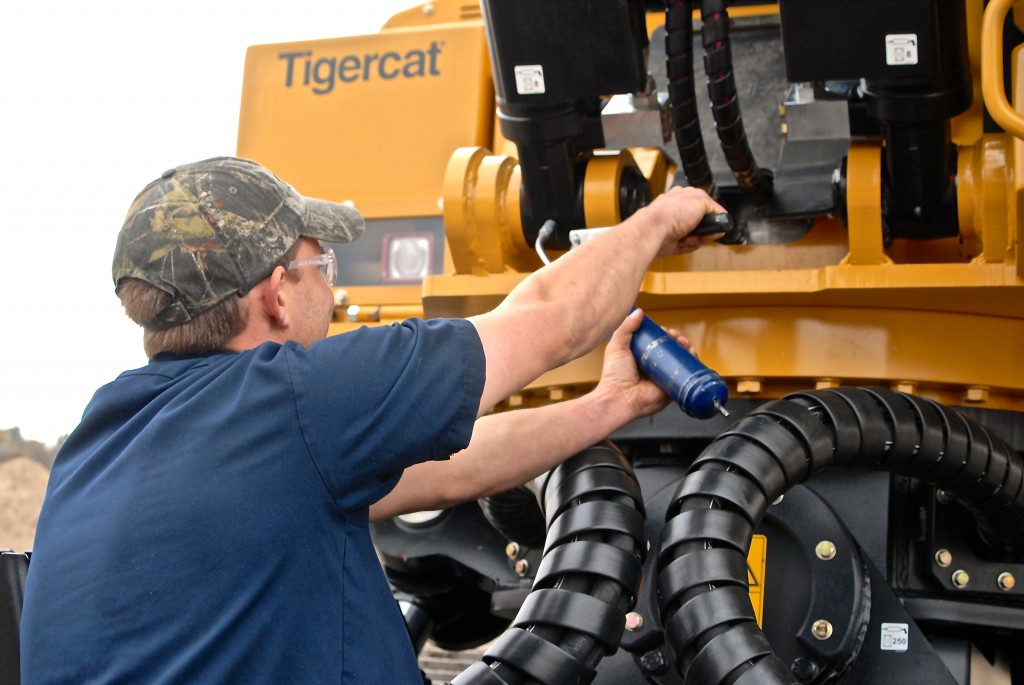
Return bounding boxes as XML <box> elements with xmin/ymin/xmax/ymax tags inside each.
<box><xmin>278</xmin><ymin>41</ymin><xmax>444</xmax><ymax>95</ymax></box>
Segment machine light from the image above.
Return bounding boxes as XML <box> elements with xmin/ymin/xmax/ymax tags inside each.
<box><xmin>382</xmin><ymin>232</ymin><xmax>434</xmax><ymax>282</ymax></box>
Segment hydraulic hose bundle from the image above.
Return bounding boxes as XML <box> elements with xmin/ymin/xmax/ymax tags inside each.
<box><xmin>657</xmin><ymin>387</ymin><xmax>1024</xmax><ymax>684</ymax></box>
<box><xmin>699</xmin><ymin>0</ymin><xmax>773</xmax><ymax>204</ymax></box>
<box><xmin>665</xmin><ymin>0</ymin><xmax>715</xmax><ymax>194</ymax></box>
<box><xmin>664</xmin><ymin>0</ymin><xmax>773</xmax><ymax>204</ymax></box>
<box><xmin>453</xmin><ymin>444</ymin><xmax>647</xmax><ymax>684</ymax></box>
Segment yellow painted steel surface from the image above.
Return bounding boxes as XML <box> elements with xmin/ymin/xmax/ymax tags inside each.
<box><xmin>237</xmin><ymin>20</ymin><xmax>493</xmax><ymax>219</ymax></box>
<box><xmin>237</xmin><ymin>0</ymin><xmax>1024</xmax><ymax>414</ymax></box>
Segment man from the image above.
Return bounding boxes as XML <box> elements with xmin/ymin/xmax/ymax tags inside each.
<box><xmin>20</xmin><ymin>156</ymin><xmax>723</xmax><ymax>683</ymax></box>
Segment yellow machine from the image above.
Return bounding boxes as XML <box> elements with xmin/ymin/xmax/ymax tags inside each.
<box><xmin>238</xmin><ymin>1</ymin><xmax>1024</xmax><ymax>683</ymax></box>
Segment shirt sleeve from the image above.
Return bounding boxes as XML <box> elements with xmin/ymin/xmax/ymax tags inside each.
<box><xmin>286</xmin><ymin>317</ymin><xmax>485</xmax><ymax>512</ymax></box>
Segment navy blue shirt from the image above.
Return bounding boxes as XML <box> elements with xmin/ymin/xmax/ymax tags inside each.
<box><xmin>21</xmin><ymin>318</ymin><xmax>485</xmax><ymax>684</ymax></box>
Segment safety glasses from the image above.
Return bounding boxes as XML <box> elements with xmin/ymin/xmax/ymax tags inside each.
<box><xmin>287</xmin><ymin>248</ymin><xmax>337</xmax><ymax>286</ymax></box>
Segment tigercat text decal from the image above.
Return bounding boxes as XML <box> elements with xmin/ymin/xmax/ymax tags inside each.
<box><xmin>278</xmin><ymin>41</ymin><xmax>445</xmax><ymax>95</ymax></box>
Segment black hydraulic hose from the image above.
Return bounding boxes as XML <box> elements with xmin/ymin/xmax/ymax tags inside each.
<box><xmin>657</xmin><ymin>387</ymin><xmax>1024</xmax><ymax>684</ymax></box>
<box><xmin>452</xmin><ymin>443</ymin><xmax>647</xmax><ymax>685</ymax></box>
<box><xmin>699</xmin><ymin>0</ymin><xmax>773</xmax><ymax>205</ymax></box>
<box><xmin>479</xmin><ymin>486</ymin><xmax>547</xmax><ymax>550</ymax></box>
<box><xmin>665</xmin><ymin>0</ymin><xmax>716</xmax><ymax>194</ymax></box>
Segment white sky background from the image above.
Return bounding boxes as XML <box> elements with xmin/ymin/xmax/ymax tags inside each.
<box><xmin>0</xmin><ymin>0</ymin><xmax>418</xmax><ymax>445</ymax></box>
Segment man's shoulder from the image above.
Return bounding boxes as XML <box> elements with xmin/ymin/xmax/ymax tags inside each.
<box><xmin>311</xmin><ymin>317</ymin><xmax>481</xmax><ymax>354</ymax></box>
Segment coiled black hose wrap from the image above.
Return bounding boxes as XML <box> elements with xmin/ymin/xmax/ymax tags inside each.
<box><xmin>665</xmin><ymin>0</ymin><xmax>715</xmax><ymax>194</ymax></box>
<box><xmin>479</xmin><ymin>486</ymin><xmax>548</xmax><ymax>550</ymax></box>
<box><xmin>657</xmin><ymin>387</ymin><xmax>1024</xmax><ymax>684</ymax></box>
<box><xmin>452</xmin><ymin>443</ymin><xmax>647</xmax><ymax>685</ymax></box>
<box><xmin>699</xmin><ymin>0</ymin><xmax>773</xmax><ymax>204</ymax></box>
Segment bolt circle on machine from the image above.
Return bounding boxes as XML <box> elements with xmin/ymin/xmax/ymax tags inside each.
<box><xmin>815</xmin><ymin>540</ymin><xmax>837</xmax><ymax>560</ymax></box>
<box><xmin>624</xmin><ymin>611</ymin><xmax>644</xmax><ymax>632</ymax></box>
<box><xmin>505</xmin><ymin>542</ymin><xmax>520</xmax><ymax>559</ymax></box>
<box><xmin>935</xmin><ymin>549</ymin><xmax>953</xmax><ymax>567</ymax></box>
<box><xmin>998</xmin><ymin>572</ymin><xmax>1016</xmax><ymax>591</ymax></box>
<box><xmin>811</xmin><ymin>620</ymin><xmax>833</xmax><ymax>640</ymax></box>
<box><xmin>514</xmin><ymin>559</ymin><xmax>530</xmax><ymax>576</ymax></box>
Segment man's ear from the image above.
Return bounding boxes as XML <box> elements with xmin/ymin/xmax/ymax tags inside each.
<box><xmin>260</xmin><ymin>266</ymin><xmax>291</xmax><ymax>330</ymax></box>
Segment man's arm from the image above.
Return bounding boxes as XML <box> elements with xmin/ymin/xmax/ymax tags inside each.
<box><xmin>370</xmin><ymin>310</ymin><xmax>685</xmax><ymax>521</ymax></box>
<box><xmin>468</xmin><ymin>186</ymin><xmax>723</xmax><ymax>416</ymax></box>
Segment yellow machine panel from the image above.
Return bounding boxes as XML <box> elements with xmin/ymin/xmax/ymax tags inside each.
<box><xmin>238</xmin><ymin>22</ymin><xmax>494</xmax><ymax>219</ymax></box>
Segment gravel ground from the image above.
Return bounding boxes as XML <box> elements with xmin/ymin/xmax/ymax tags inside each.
<box><xmin>0</xmin><ymin>456</ymin><xmax>49</xmax><ymax>553</ymax></box>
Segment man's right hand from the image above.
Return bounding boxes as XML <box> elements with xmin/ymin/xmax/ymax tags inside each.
<box><xmin>469</xmin><ymin>184</ymin><xmax>724</xmax><ymax>418</ymax></box>
<box><xmin>638</xmin><ymin>186</ymin><xmax>728</xmax><ymax>257</ymax></box>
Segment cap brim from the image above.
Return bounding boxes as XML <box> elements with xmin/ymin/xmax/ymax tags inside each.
<box><xmin>301</xmin><ymin>198</ymin><xmax>365</xmax><ymax>244</ymax></box>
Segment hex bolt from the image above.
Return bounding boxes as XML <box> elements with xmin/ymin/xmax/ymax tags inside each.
<box><xmin>736</xmin><ymin>378</ymin><xmax>763</xmax><ymax>394</ymax></box>
<box><xmin>514</xmin><ymin>559</ymin><xmax>530</xmax><ymax>577</ymax></box>
<box><xmin>505</xmin><ymin>542</ymin><xmax>520</xmax><ymax>559</ymax></box>
<box><xmin>811</xmin><ymin>620</ymin><xmax>833</xmax><ymax>640</ymax></box>
<box><xmin>893</xmin><ymin>381</ymin><xmax>918</xmax><ymax>395</ymax></box>
<box><xmin>934</xmin><ymin>549</ymin><xmax>952</xmax><ymax>568</ymax></box>
<box><xmin>964</xmin><ymin>386</ymin><xmax>989</xmax><ymax>403</ymax></box>
<box><xmin>951</xmin><ymin>569</ymin><xmax>970</xmax><ymax>588</ymax></box>
<box><xmin>936</xmin><ymin>489</ymin><xmax>953</xmax><ymax>504</ymax></box>
<box><xmin>791</xmin><ymin>656</ymin><xmax>820</xmax><ymax>681</ymax></box>
<box><xmin>998</xmin><ymin>572</ymin><xmax>1016</xmax><ymax>591</ymax></box>
<box><xmin>639</xmin><ymin>649</ymin><xmax>667</xmax><ymax>674</ymax></box>
<box><xmin>625</xmin><ymin>612</ymin><xmax>644</xmax><ymax>632</ymax></box>
<box><xmin>815</xmin><ymin>541</ymin><xmax>836</xmax><ymax>561</ymax></box>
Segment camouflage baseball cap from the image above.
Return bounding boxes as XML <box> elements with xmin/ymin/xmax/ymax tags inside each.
<box><xmin>112</xmin><ymin>156</ymin><xmax>364</xmax><ymax>329</ymax></box>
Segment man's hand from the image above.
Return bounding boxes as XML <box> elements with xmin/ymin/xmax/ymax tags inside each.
<box><xmin>639</xmin><ymin>186</ymin><xmax>729</xmax><ymax>257</ymax></box>
<box><xmin>593</xmin><ymin>308</ymin><xmax>695</xmax><ymax>420</ymax></box>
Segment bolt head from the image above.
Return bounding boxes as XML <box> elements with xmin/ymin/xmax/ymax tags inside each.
<box><xmin>791</xmin><ymin>656</ymin><xmax>820</xmax><ymax>681</ymax></box>
<box><xmin>951</xmin><ymin>569</ymin><xmax>970</xmax><ymax>588</ymax></box>
<box><xmin>639</xmin><ymin>649</ymin><xmax>667</xmax><ymax>674</ymax></box>
<box><xmin>625</xmin><ymin>612</ymin><xmax>644</xmax><ymax>632</ymax></box>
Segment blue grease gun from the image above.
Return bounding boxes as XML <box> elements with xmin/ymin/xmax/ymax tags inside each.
<box><xmin>535</xmin><ymin>214</ymin><xmax>734</xmax><ymax>419</ymax></box>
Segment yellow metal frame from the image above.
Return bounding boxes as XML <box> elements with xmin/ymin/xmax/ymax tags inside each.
<box><xmin>237</xmin><ymin>0</ymin><xmax>1024</xmax><ymax>412</ymax></box>
<box><xmin>983</xmin><ymin>0</ymin><xmax>1024</xmax><ymax>138</ymax></box>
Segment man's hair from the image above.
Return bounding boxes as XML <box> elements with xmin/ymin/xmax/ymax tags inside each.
<box><xmin>118</xmin><ymin>279</ymin><xmax>249</xmax><ymax>357</ymax></box>
<box><xmin>120</xmin><ymin>242</ymin><xmax>302</xmax><ymax>357</ymax></box>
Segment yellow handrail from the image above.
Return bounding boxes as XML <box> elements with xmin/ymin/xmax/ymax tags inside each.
<box><xmin>982</xmin><ymin>0</ymin><xmax>1024</xmax><ymax>139</ymax></box>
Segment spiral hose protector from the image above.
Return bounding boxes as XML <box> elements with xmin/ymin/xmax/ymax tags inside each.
<box><xmin>665</xmin><ymin>0</ymin><xmax>715</xmax><ymax>194</ymax></box>
<box><xmin>657</xmin><ymin>386</ymin><xmax>1023</xmax><ymax>684</ymax></box>
<box><xmin>479</xmin><ymin>486</ymin><xmax>548</xmax><ymax>550</ymax></box>
<box><xmin>699</xmin><ymin>0</ymin><xmax>773</xmax><ymax>204</ymax></box>
<box><xmin>452</xmin><ymin>443</ymin><xmax>648</xmax><ymax>685</ymax></box>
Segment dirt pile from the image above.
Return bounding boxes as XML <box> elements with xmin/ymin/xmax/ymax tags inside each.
<box><xmin>0</xmin><ymin>456</ymin><xmax>50</xmax><ymax>553</ymax></box>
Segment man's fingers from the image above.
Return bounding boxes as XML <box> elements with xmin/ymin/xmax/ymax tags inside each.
<box><xmin>665</xmin><ymin>327</ymin><xmax>695</xmax><ymax>354</ymax></box>
<box><xmin>613</xmin><ymin>308</ymin><xmax>645</xmax><ymax>339</ymax></box>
